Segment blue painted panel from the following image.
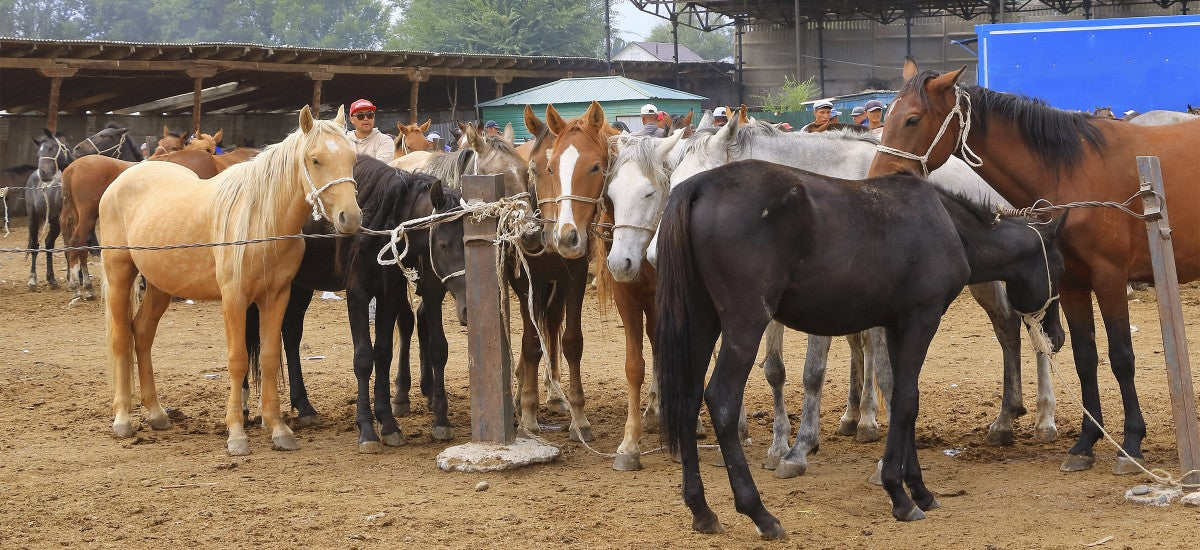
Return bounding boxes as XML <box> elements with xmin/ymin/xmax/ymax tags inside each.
<box><xmin>978</xmin><ymin>15</ymin><xmax>1200</xmax><ymax>113</ymax></box>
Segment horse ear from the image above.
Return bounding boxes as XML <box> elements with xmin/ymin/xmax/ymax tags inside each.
<box><xmin>502</xmin><ymin>123</ymin><xmax>514</xmax><ymax>144</ymax></box>
<box><xmin>43</xmin><ymin>127</ymin><xmax>54</xmax><ymax>139</ymax></box>
<box><xmin>299</xmin><ymin>105</ymin><xmax>315</xmax><ymax>132</ymax></box>
<box><xmin>545</xmin><ymin>104</ymin><xmax>567</xmax><ymax>135</ymax></box>
<box><xmin>584</xmin><ymin>100</ymin><xmax>606</xmax><ymax>129</ymax></box>
<box><xmin>212</xmin><ymin>129</ymin><xmax>224</xmax><ymax>143</ymax></box>
<box><xmin>739</xmin><ymin>104</ymin><xmax>749</xmax><ymax>124</ymax></box>
<box><xmin>429</xmin><ymin>178</ymin><xmax>448</xmax><ymax>211</ymax></box>
<box><xmin>162</xmin><ymin>125</ymin><xmax>171</xmax><ymax>139</ymax></box>
<box><xmin>332</xmin><ymin>104</ymin><xmax>346</xmax><ymax>127</ymax></box>
<box><xmin>419</xmin><ymin>120</ymin><xmax>432</xmax><ymax>133</ymax></box>
<box><xmin>930</xmin><ymin>65</ymin><xmax>967</xmax><ymax>92</ymax></box>
<box><xmin>682</xmin><ymin>110</ymin><xmax>694</xmax><ymax>128</ymax></box>
<box><xmin>655</xmin><ymin>128</ymin><xmax>684</xmax><ymax>161</ymax></box>
<box><xmin>903</xmin><ymin>56</ymin><xmax>919</xmax><ymax>80</ymax></box>
<box><xmin>523</xmin><ymin>105</ymin><xmax>547</xmax><ymax>137</ymax></box>
<box><xmin>715</xmin><ymin>108</ymin><xmax>740</xmax><ymax>144</ymax></box>
<box><xmin>397</xmin><ymin>121</ymin><xmax>406</xmax><ymax>132</ymax></box>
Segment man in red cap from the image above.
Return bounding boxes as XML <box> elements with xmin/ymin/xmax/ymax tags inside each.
<box><xmin>346</xmin><ymin>98</ymin><xmax>395</xmax><ymax>162</ymax></box>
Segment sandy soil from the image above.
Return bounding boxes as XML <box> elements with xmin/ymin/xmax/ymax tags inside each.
<box><xmin>0</xmin><ymin>226</ymin><xmax>1198</xmax><ymax>549</ymax></box>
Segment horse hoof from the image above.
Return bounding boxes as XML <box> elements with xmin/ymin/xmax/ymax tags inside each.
<box><xmin>763</xmin><ymin>451</ymin><xmax>783</xmax><ymax>470</ymax></box>
<box><xmin>691</xmin><ymin>511</ymin><xmax>724</xmax><ymax>535</ymax></box>
<box><xmin>836</xmin><ymin>419</ymin><xmax>857</xmax><ymax>437</ymax></box>
<box><xmin>382</xmin><ymin>432</ymin><xmax>405</xmax><ymax>447</ymax></box>
<box><xmin>27</xmin><ymin>283</ymin><xmax>37</xmax><ymax>292</ymax></box>
<box><xmin>359</xmin><ymin>440</ymin><xmax>383</xmax><ymax>454</ymax></box>
<box><xmin>271</xmin><ymin>433</ymin><xmax>299</xmax><ymax>451</ymax></box>
<box><xmin>1033</xmin><ymin>426</ymin><xmax>1059</xmax><ymax>443</ymax></box>
<box><xmin>774</xmin><ymin>458</ymin><xmax>807</xmax><ymax>479</ymax></box>
<box><xmin>613</xmin><ymin>453</ymin><xmax>642</xmax><ymax>471</ymax></box>
<box><xmin>895</xmin><ymin>505</ymin><xmax>926</xmax><ymax>522</ymax></box>
<box><xmin>868</xmin><ymin>463</ymin><xmax>884</xmax><ymax>486</ymax></box>
<box><xmin>1113</xmin><ymin>456</ymin><xmax>1146</xmax><ymax>475</ymax></box>
<box><xmin>431</xmin><ymin>426</ymin><xmax>454</xmax><ymax>441</ymax></box>
<box><xmin>392</xmin><ymin>401</ymin><xmax>411</xmax><ymax>417</ymax></box>
<box><xmin>756</xmin><ymin>520</ymin><xmax>787</xmax><ymax>541</ymax></box>
<box><xmin>227</xmin><ymin>437</ymin><xmax>251</xmax><ymax>456</ymax></box>
<box><xmin>1060</xmin><ymin>454</ymin><xmax>1096</xmax><ymax>472</ymax></box>
<box><xmin>146</xmin><ymin>414</ymin><xmax>172</xmax><ymax>431</ymax></box>
<box><xmin>569</xmin><ymin>425</ymin><xmax>594</xmax><ymax>442</ymax></box>
<box><xmin>112</xmin><ymin>421</ymin><xmax>134</xmax><ymax>438</ymax></box>
<box><xmin>984</xmin><ymin>429</ymin><xmax>1015</xmax><ymax>447</ymax></box>
<box><xmin>855</xmin><ymin>425</ymin><xmax>881</xmax><ymax>443</ymax></box>
<box><xmin>920</xmin><ymin>497</ymin><xmax>941</xmax><ymax>511</ymax></box>
<box><xmin>296</xmin><ymin>414</ymin><xmax>319</xmax><ymax>428</ymax></box>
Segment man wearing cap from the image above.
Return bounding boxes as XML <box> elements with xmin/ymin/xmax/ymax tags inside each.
<box><xmin>712</xmin><ymin>106</ymin><xmax>729</xmax><ymax>128</ymax></box>
<box><xmin>851</xmin><ymin>106</ymin><xmax>867</xmax><ymax>126</ymax></box>
<box><xmin>801</xmin><ymin>99</ymin><xmax>834</xmax><ymax>131</ymax></box>
<box><xmin>483</xmin><ymin>120</ymin><xmax>501</xmax><ymax>137</ymax></box>
<box><xmin>864</xmin><ymin>99</ymin><xmax>886</xmax><ymax>130</ymax></box>
<box><xmin>427</xmin><ymin>132</ymin><xmax>451</xmax><ymax>152</ymax></box>
<box><xmin>346</xmin><ymin>98</ymin><xmax>395</xmax><ymax>162</ymax></box>
<box><xmin>632</xmin><ymin>103</ymin><xmax>665</xmax><ymax>137</ymax></box>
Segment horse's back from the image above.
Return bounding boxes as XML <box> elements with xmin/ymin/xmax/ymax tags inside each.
<box><xmin>152</xmin><ymin>149</ymin><xmax>220</xmax><ymax>178</ymax></box>
<box><xmin>389</xmin><ymin>151</ymin><xmax>433</xmax><ymax>171</ymax></box>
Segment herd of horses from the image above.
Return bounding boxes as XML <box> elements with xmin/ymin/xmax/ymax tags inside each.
<box><xmin>6</xmin><ymin>55</ymin><xmax>1199</xmax><ymax>539</ymax></box>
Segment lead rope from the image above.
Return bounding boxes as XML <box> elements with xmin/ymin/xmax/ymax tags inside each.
<box><xmin>875</xmin><ymin>86</ymin><xmax>983</xmax><ymax>176</ymax></box>
<box><xmin>85</xmin><ymin>133</ymin><xmax>126</xmax><ymax>158</ymax></box>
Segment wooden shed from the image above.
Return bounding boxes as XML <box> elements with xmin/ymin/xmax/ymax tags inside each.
<box><xmin>478</xmin><ymin>76</ymin><xmax>705</xmax><ymax>141</ymax></box>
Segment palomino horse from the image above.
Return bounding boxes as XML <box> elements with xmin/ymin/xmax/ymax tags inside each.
<box><xmin>26</xmin><ymin>128</ymin><xmax>75</xmax><ymax>290</ymax></box>
<box><xmin>656</xmin><ymin>159</ymin><xmax>1066</xmax><ymax>535</ymax></box>
<box><xmin>245</xmin><ymin>156</ymin><xmax>466</xmax><ymax>450</ymax></box>
<box><xmin>60</xmin><ymin>150</ymin><xmax>221</xmax><ymax>300</ymax></box>
<box><xmin>100</xmin><ymin>105</ymin><xmax>361</xmax><ymax>455</ymax></box>
<box><xmin>870</xmin><ymin>57</ymin><xmax>1200</xmax><ymax>474</ymax></box>
<box><xmin>72</xmin><ymin>122</ymin><xmax>143</xmax><ymax>161</ymax></box>
<box><xmin>394</xmin><ymin>120</ymin><xmax>432</xmax><ymax>157</ymax></box>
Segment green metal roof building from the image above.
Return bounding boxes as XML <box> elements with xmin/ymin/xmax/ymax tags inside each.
<box><xmin>478</xmin><ymin>76</ymin><xmax>705</xmax><ymax>141</ymax></box>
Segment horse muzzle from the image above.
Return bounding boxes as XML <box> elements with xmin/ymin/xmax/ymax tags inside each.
<box><xmin>332</xmin><ymin>209</ymin><xmax>362</xmax><ymax>234</ymax></box>
<box><xmin>551</xmin><ymin>222</ymin><xmax>587</xmax><ymax>260</ymax></box>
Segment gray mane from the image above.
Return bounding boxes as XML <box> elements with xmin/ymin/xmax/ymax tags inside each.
<box><xmin>612</xmin><ymin>135</ymin><xmax>672</xmax><ymax>188</ymax></box>
<box><xmin>420</xmin><ymin>149</ymin><xmax>477</xmax><ymax>189</ymax></box>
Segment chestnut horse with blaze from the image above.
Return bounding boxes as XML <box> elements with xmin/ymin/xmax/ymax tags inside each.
<box><xmin>869</xmin><ymin>58</ymin><xmax>1200</xmax><ymax>474</ymax></box>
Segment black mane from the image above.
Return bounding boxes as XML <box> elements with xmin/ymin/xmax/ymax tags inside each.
<box><xmin>346</xmin><ymin>155</ymin><xmax>444</xmax><ymax>283</ymax></box>
<box><xmin>901</xmin><ymin>70</ymin><xmax>1107</xmax><ymax>174</ymax></box>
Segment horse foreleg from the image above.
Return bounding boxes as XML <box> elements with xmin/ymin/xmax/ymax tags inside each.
<box><xmin>614</xmin><ymin>282</ymin><xmax>648</xmax><ymax>470</ymax></box>
<box><xmin>1061</xmin><ymin>283</ymin><xmax>1102</xmax><ymax>472</ymax></box>
<box><xmin>515</xmin><ymin>288</ymin><xmax>543</xmax><ymax>436</ymax></box>
<box><xmin>543</xmin><ymin>283</ymin><xmax>569</xmax><ymax>411</ymax></box>
<box><xmin>761</xmin><ymin>321</ymin><xmax>790</xmax><ymax>470</ymax></box>
<box><xmin>44</xmin><ymin>219</ymin><xmax>61</xmax><ymax>289</ymax></box>
<box><xmin>1095</xmin><ymin>280</ymin><xmax>1146</xmax><ymax>474</ymax></box>
<box><xmin>776</xmin><ymin>334</ymin><xmax>832</xmax><ymax>478</ymax></box>
<box><xmin>104</xmin><ymin>254</ymin><xmax>138</xmax><ymax>437</ymax></box>
<box><xmin>27</xmin><ymin>219</ymin><xmax>39</xmax><ymax>291</ymax></box>
<box><xmin>968</xmin><ymin>282</ymin><xmax>1025</xmax><ymax>447</ymax></box>
<box><xmin>881</xmin><ymin>317</ymin><xmax>941</xmax><ymax>522</ymax></box>
<box><xmin>1032</xmin><ymin>349</ymin><xmax>1058</xmax><ymax>442</ymax></box>
<box><xmin>347</xmin><ymin>288</ymin><xmax>384</xmax><ymax>452</ymax></box>
<box><xmin>252</xmin><ymin>290</ymin><xmax>298</xmax><ymax>453</ymax></box>
<box><xmin>132</xmin><ymin>283</ymin><xmax>172</xmax><ymax>431</ymax></box>
<box><xmin>416</xmin><ymin>288</ymin><xmax>453</xmax><ymax>441</ymax></box>
<box><xmin>392</xmin><ymin>290</ymin><xmax>415</xmax><ymax>417</ymax></box>
<box><xmin>371</xmin><ymin>293</ymin><xmax>403</xmax><ymax>448</ymax></box>
<box><xmin>221</xmin><ymin>297</ymin><xmax>254</xmax><ymax>456</ymax></box>
<box><xmin>561</xmin><ymin>281</ymin><xmax>593</xmax><ymax>443</ymax></box>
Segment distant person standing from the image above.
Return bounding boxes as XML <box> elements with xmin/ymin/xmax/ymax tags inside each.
<box><xmin>712</xmin><ymin>106</ymin><xmax>729</xmax><ymax>128</ymax></box>
<box><xmin>851</xmin><ymin>106</ymin><xmax>867</xmax><ymax>126</ymax></box>
<box><xmin>863</xmin><ymin>99</ymin><xmax>885</xmax><ymax>130</ymax></box>
<box><xmin>801</xmin><ymin>99</ymin><xmax>834</xmax><ymax>131</ymax></box>
<box><xmin>345</xmin><ymin>98</ymin><xmax>394</xmax><ymax>162</ymax></box>
<box><xmin>632</xmin><ymin>104</ymin><xmax>665</xmax><ymax>137</ymax></box>
<box><xmin>483</xmin><ymin>120</ymin><xmax>502</xmax><ymax>137</ymax></box>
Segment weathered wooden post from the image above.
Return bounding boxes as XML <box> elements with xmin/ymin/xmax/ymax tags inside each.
<box><xmin>437</xmin><ymin>174</ymin><xmax>559</xmax><ymax>472</ymax></box>
<box><xmin>1137</xmin><ymin>156</ymin><xmax>1200</xmax><ymax>488</ymax></box>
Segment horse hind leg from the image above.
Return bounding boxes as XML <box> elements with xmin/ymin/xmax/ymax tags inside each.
<box><xmin>132</xmin><ymin>282</ymin><xmax>173</xmax><ymax>430</ymax></box>
<box><xmin>761</xmin><ymin>321</ymin><xmax>791</xmax><ymax>470</ymax></box>
<box><xmin>776</xmin><ymin>334</ymin><xmax>832</xmax><ymax>479</ymax></box>
<box><xmin>855</xmin><ymin>327</ymin><xmax>888</xmax><ymax>443</ymax></box>
<box><xmin>44</xmin><ymin>219</ymin><xmax>61</xmax><ymax>289</ymax></box>
<box><xmin>1032</xmin><ymin>350</ymin><xmax>1058</xmax><ymax>442</ymax></box>
<box><xmin>27</xmin><ymin>220</ymin><xmax>39</xmax><ymax>291</ymax></box>
<box><xmin>104</xmin><ymin>255</ymin><xmax>138</xmax><ymax>437</ymax></box>
<box><xmin>970</xmin><ymin>282</ymin><xmax>1024</xmax><ymax>447</ymax></box>
<box><xmin>837</xmin><ymin>333</ymin><xmax>866</xmax><ymax>436</ymax></box>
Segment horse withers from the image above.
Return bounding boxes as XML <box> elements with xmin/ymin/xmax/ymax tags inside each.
<box><xmin>100</xmin><ymin>105</ymin><xmax>361</xmax><ymax>456</ymax></box>
<box><xmin>655</xmin><ymin>159</ymin><xmax>1065</xmax><ymax>536</ymax></box>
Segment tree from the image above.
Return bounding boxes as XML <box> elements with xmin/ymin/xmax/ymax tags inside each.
<box><xmin>645</xmin><ymin>19</ymin><xmax>732</xmax><ymax>61</ymax></box>
<box><xmin>0</xmin><ymin>0</ymin><xmax>90</xmax><ymax>40</ymax></box>
<box><xmin>756</xmin><ymin>76</ymin><xmax>820</xmax><ymax>114</ymax></box>
<box><xmin>389</xmin><ymin>0</ymin><xmax>607</xmax><ymax>57</ymax></box>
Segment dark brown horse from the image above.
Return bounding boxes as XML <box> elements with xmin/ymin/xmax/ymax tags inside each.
<box><xmin>60</xmin><ymin>150</ymin><xmax>220</xmax><ymax>300</ymax></box>
<box><xmin>869</xmin><ymin>57</ymin><xmax>1200</xmax><ymax>474</ymax></box>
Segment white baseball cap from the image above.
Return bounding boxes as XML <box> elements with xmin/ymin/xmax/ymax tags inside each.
<box><xmin>713</xmin><ymin>106</ymin><xmax>728</xmax><ymax>118</ymax></box>
<box><xmin>427</xmin><ymin>132</ymin><xmax>441</xmax><ymax>140</ymax></box>
<box><xmin>813</xmin><ymin>99</ymin><xmax>834</xmax><ymax>110</ymax></box>
<box><xmin>640</xmin><ymin>104</ymin><xmax>658</xmax><ymax>115</ymax></box>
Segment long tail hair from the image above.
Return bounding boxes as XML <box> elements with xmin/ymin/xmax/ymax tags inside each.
<box><xmin>654</xmin><ymin>179</ymin><xmax>717</xmax><ymax>454</ymax></box>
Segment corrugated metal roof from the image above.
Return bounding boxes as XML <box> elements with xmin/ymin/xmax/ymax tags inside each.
<box><xmin>478</xmin><ymin>76</ymin><xmax>706</xmax><ymax>107</ymax></box>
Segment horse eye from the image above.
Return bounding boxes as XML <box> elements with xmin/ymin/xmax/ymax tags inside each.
<box><xmin>590</xmin><ymin>164</ymin><xmax>600</xmax><ymax>173</ymax></box>
<box><xmin>643</xmin><ymin>190</ymin><xmax>655</xmax><ymax>198</ymax></box>
<box><xmin>905</xmin><ymin>116</ymin><xmax>919</xmax><ymax>127</ymax></box>
<box><xmin>311</xmin><ymin>158</ymin><xmax>321</xmax><ymax>166</ymax></box>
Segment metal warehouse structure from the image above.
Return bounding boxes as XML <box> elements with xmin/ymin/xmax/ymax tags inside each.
<box><xmin>478</xmin><ymin>76</ymin><xmax>705</xmax><ymax>140</ymax></box>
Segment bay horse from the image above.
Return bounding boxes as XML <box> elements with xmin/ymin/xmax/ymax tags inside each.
<box><xmin>656</xmin><ymin>159</ymin><xmax>1066</xmax><ymax>535</ymax></box>
<box><xmin>60</xmin><ymin>150</ymin><xmax>221</xmax><ymax>300</ymax></box>
<box><xmin>394</xmin><ymin>120</ymin><xmax>432</xmax><ymax>157</ymax></box>
<box><xmin>245</xmin><ymin>156</ymin><xmax>467</xmax><ymax>450</ymax></box>
<box><xmin>100</xmin><ymin>105</ymin><xmax>361</xmax><ymax>456</ymax></box>
<box><xmin>72</xmin><ymin>122</ymin><xmax>144</xmax><ymax>161</ymax></box>
<box><xmin>26</xmin><ymin>128</ymin><xmax>75</xmax><ymax>290</ymax></box>
<box><xmin>870</xmin><ymin>57</ymin><xmax>1200</xmax><ymax>474</ymax></box>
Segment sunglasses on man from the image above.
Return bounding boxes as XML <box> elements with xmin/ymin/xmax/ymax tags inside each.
<box><xmin>354</xmin><ymin>112</ymin><xmax>375</xmax><ymax>120</ymax></box>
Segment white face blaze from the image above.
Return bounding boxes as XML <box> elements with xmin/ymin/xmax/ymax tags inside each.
<box><xmin>554</xmin><ymin>144</ymin><xmax>580</xmax><ymax>234</ymax></box>
<box><xmin>606</xmin><ymin>160</ymin><xmax>659</xmax><ymax>280</ymax></box>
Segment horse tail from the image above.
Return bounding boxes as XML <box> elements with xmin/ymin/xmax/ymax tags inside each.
<box><xmin>245</xmin><ymin>304</ymin><xmax>261</xmax><ymax>391</ymax></box>
<box><xmin>654</xmin><ymin>179</ymin><xmax>715</xmax><ymax>455</ymax></box>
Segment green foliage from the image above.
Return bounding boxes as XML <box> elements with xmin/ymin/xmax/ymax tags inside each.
<box><xmin>756</xmin><ymin>76</ymin><xmax>820</xmax><ymax>114</ymax></box>
<box><xmin>645</xmin><ymin>20</ymin><xmax>732</xmax><ymax>61</ymax></box>
<box><xmin>0</xmin><ymin>0</ymin><xmax>90</xmax><ymax>39</ymax></box>
<box><xmin>389</xmin><ymin>0</ymin><xmax>607</xmax><ymax>56</ymax></box>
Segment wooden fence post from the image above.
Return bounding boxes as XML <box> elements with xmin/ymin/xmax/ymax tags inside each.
<box><xmin>1137</xmin><ymin>156</ymin><xmax>1200</xmax><ymax>488</ymax></box>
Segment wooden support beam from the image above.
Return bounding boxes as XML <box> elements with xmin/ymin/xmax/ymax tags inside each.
<box><xmin>1137</xmin><ymin>156</ymin><xmax>1200</xmax><ymax>487</ymax></box>
<box><xmin>460</xmin><ymin>173</ymin><xmax>515</xmax><ymax>445</ymax></box>
<box><xmin>185</xmin><ymin>69</ymin><xmax>217</xmax><ymax>135</ymax></box>
<box><xmin>308</xmin><ymin>71</ymin><xmax>333</xmax><ymax>115</ymax></box>
<box><xmin>494</xmin><ymin>75</ymin><xmax>513</xmax><ymax>99</ymax></box>
<box><xmin>409</xmin><ymin>69</ymin><xmax>430</xmax><ymax>123</ymax></box>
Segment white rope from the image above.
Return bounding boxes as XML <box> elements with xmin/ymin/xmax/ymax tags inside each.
<box><xmin>875</xmin><ymin>86</ymin><xmax>983</xmax><ymax>177</ymax></box>
<box><xmin>1019</xmin><ymin>224</ymin><xmax>1059</xmax><ymax>356</ymax></box>
<box><xmin>85</xmin><ymin>133</ymin><xmax>126</xmax><ymax>158</ymax></box>
<box><xmin>428</xmin><ymin>228</ymin><xmax>465</xmax><ymax>283</ymax></box>
<box><xmin>302</xmin><ymin>164</ymin><xmax>356</xmax><ymax>221</ymax></box>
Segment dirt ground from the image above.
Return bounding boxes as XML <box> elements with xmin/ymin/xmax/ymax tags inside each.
<box><xmin>1</xmin><ymin>225</ymin><xmax>1198</xmax><ymax>550</ymax></box>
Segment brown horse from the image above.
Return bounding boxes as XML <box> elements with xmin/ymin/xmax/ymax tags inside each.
<box><xmin>869</xmin><ymin>57</ymin><xmax>1200</xmax><ymax>474</ymax></box>
<box><xmin>184</xmin><ymin>129</ymin><xmax>223</xmax><ymax>155</ymax></box>
<box><xmin>394</xmin><ymin>120</ymin><xmax>432</xmax><ymax>157</ymax></box>
<box><xmin>152</xmin><ymin>126</ymin><xmax>185</xmax><ymax>156</ymax></box>
<box><xmin>60</xmin><ymin>150</ymin><xmax>221</xmax><ymax>300</ymax></box>
<box><xmin>101</xmin><ymin>106</ymin><xmax>361</xmax><ymax>455</ymax></box>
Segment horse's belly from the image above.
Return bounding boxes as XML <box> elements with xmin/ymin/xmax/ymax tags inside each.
<box><xmin>131</xmin><ymin>249</ymin><xmax>221</xmax><ymax>300</ymax></box>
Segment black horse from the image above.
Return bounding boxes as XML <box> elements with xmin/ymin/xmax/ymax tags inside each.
<box><xmin>655</xmin><ymin>160</ymin><xmax>1066</xmax><ymax>538</ymax></box>
<box><xmin>26</xmin><ymin>128</ymin><xmax>74</xmax><ymax>290</ymax></box>
<box><xmin>247</xmin><ymin>156</ymin><xmax>467</xmax><ymax>452</ymax></box>
<box><xmin>72</xmin><ymin>122</ymin><xmax>145</xmax><ymax>162</ymax></box>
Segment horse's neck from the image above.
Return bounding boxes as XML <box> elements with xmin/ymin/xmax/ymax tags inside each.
<box><xmin>964</xmin><ymin>117</ymin><xmax>1062</xmax><ymax>207</ymax></box>
<box><xmin>738</xmin><ymin>134</ymin><xmax>870</xmax><ymax>179</ymax></box>
<box><xmin>121</xmin><ymin>140</ymin><xmax>143</xmax><ymax>162</ymax></box>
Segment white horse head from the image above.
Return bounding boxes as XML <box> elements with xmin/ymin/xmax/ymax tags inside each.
<box><xmin>605</xmin><ymin>129</ymin><xmax>684</xmax><ymax>282</ymax></box>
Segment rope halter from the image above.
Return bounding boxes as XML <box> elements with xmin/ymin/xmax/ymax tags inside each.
<box><xmin>1018</xmin><ymin>224</ymin><xmax>1059</xmax><ymax>356</ymax></box>
<box><xmin>302</xmin><ymin>164</ymin><xmax>357</xmax><ymax>221</ymax></box>
<box><xmin>38</xmin><ymin>136</ymin><xmax>71</xmax><ymax>183</ymax></box>
<box><xmin>85</xmin><ymin>133</ymin><xmax>127</xmax><ymax>158</ymax></box>
<box><xmin>875</xmin><ymin>86</ymin><xmax>983</xmax><ymax>177</ymax></box>
<box><xmin>428</xmin><ymin>222</ymin><xmax>465</xmax><ymax>283</ymax></box>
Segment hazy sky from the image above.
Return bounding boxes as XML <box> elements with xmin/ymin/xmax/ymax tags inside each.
<box><xmin>613</xmin><ymin>1</ymin><xmax>667</xmax><ymax>41</ymax></box>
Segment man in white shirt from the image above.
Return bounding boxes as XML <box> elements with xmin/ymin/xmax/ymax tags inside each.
<box><xmin>345</xmin><ymin>99</ymin><xmax>395</xmax><ymax>162</ymax></box>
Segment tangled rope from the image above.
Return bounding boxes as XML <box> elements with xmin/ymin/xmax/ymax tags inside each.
<box><xmin>995</xmin><ymin>189</ymin><xmax>1158</xmax><ymax>221</ymax></box>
